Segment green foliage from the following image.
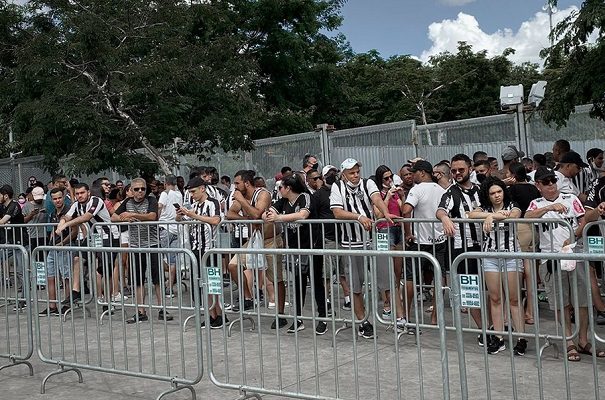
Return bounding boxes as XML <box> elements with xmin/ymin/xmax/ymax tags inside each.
<box><xmin>541</xmin><ymin>0</ymin><xmax>605</xmax><ymax>126</ymax></box>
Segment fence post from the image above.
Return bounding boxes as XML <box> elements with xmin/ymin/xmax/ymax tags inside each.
<box><xmin>317</xmin><ymin>123</ymin><xmax>331</xmax><ymax>168</ymax></box>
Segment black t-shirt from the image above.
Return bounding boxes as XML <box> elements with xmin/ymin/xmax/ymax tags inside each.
<box><xmin>508</xmin><ymin>183</ymin><xmax>541</xmax><ymax>217</ymax></box>
<box><xmin>0</xmin><ymin>200</ymin><xmax>27</xmax><ymax>244</ymax></box>
<box><xmin>311</xmin><ymin>185</ymin><xmax>337</xmax><ymax>243</ymax></box>
<box><xmin>50</xmin><ymin>205</ymin><xmax>71</xmax><ymax>244</ymax></box>
<box><xmin>271</xmin><ymin>193</ymin><xmax>312</xmax><ymax>249</ymax></box>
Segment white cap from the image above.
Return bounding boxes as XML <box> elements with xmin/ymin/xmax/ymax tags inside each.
<box><xmin>340</xmin><ymin>158</ymin><xmax>362</xmax><ymax>171</ymax></box>
<box><xmin>32</xmin><ymin>187</ymin><xmax>45</xmax><ymax>200</ymax></box>
<box><xmin>322</xmin><ymin>165</ymin><xmax>338</xmax><ymax>177</ymax></box>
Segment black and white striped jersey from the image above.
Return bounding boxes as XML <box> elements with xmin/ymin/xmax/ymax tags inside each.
<box><xmin>478</xmin><ymin>202</ymin><xmax>521</xmax><ymax>252</ymax></box>
<box><xmin>66</xmin><ymin>195</ymin><xmax>119</xmax><ymax>240</ymax></box>
<box><xmin>330</xmin><ymin>179</ymin><xmax>379</xmax><ymax>247</ymax></box>
<box><xmin>438</xmin><ymin>183</ymin><xmax>482</xmax><ymax>249</ymax></box>
<box><xmin>188</xmin><ymin>197</ymin><xmax>221</xmax><ymax>252</ymax></box>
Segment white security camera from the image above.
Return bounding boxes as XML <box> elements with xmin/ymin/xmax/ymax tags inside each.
<box><xmin>500</xmin><ymin>84</ymin><xmax>524</xmax><ymax>109</ymax></box>
<box><xmin>528</xmin><ymin>81</ymin><xmax>547</xmax><ymax>107</ymax></box>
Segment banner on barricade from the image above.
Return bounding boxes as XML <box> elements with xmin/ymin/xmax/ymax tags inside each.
<box><xmin>587</xmin><ymin>236</ymin><xmax>605</xmax><ymax>254</ymax></box>
<box><xmin>34</xmin><ymin>261</ymin><xmax>46</xmax><ymax>286</ymax></box>
<box><xmin>375</xmin><ymin>232</ymin><xmax>389</xmax><ymax>251</ymax></box>
<box><xmin>206</xmin><ymin>266</ymin><xmax>222</xmax><ymax>295</ymax></box>
<box><xmin>459</xmin><ymin>274</ymin><xmax>481</xmax><ymax>309</ymax></box>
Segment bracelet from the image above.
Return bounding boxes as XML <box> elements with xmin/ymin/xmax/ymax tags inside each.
<box><xmin>357</xmin><ymin>215</ymin><xmax>363</xmax><ymax>221</ymax></box>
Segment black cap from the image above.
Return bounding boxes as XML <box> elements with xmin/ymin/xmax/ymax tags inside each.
<box><xmin>409</xmin><ymin>160</ymin><xmax>433</xmax><ymax>173</ymax></box>
<box><xmin>186</xmin><ymin>177</ymin><xmax>206</xmax><ymax>189</ymax></box>
<box><xmin>560</xmin><ymin>151</ymin><xmax>588</xmax><ymax>168</ymax></box>
<box><xmin>534</xmin><ymin>166</ymin><xmax>556</xmax><ymax>181</ymax></box>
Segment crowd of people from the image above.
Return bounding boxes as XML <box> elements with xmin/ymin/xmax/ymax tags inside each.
<box><xmin>1</xmin><ymin>139</ymin><xmax>605</xmax><ymax>361</ymax></box>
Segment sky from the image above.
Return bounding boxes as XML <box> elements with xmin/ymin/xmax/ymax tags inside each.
<box><xmin>334</xmin><ymin>0</ymin><xmax>583</xmax><ymax>64</ymax></box>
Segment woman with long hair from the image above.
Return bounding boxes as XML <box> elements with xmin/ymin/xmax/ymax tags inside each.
<box><xmin>264</xmin><ymin>173</ymin><xmax>325</xmax><ymax>333</ymax></box>
<box><xmin>373</xmin><ymin>165</ymin><xmax>406</xmax><ymax>331</ymax></box>
<box><xmin>469</xmin><ymin>176</ymin><xmax>526</xmax><ymax>356</ymax></box>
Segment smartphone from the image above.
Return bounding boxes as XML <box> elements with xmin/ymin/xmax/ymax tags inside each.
<box><xmin>173</xmin><ymin>203</ymin><xmax>181</xmax><ymax>209</ymax></box>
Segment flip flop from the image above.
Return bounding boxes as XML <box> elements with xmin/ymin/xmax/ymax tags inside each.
<box><xmin>578</xmin><ymin>343</ymin><xmax>605</xmax><ymax>358</ymax></box>
<box><xmin>525</xmin><ymin>317</ymin><xmax>535</xmax><ymax>325</ymax></box>
<box><xmin>567</xmin><ymin>345</ymin><xmax>581</xmax><ymax>362</ymax></box>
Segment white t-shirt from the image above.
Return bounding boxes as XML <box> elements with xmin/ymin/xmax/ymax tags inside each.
<box><xmin>405</xmin><ymin>182</ymin><xmax>446</xmax><ymax>245</ymax></box>
<box><xmin>527</xmin><ymin>193</ymin><xmax>585</xmax><ymax>253</ymax></box>
<box><xmin>556</xmin><ymin>171</ymin><xmax>579</xmax><ymax>195</ymax></box>
<box><xmin>158</xmin><ymin>189</ymin><xmax>184</xmax><ymax>234</ymax></box>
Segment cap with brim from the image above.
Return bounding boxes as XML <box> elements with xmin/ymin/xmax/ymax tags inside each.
<box><xmin>340</xmin><ymin>158</ymin><xmax>361</xmax><ymax>171</ymax></box>
<box><xmin>32</xmin><ymin>187</ymin><xmax>45</xmax><ymax>200</ymax></box>
<box><xmin>186</xmin><ymin>177</ymin><xmax>206</xmax><ymax>189</ymax></box>
<box><xmin>409</xmin><ymin>160</ymin><xmax>433</xmax><ymax>173</ymax></box>
<box><xmin>560</xmin><ymin>151</ymin><xmax>589</xmax><ymax>168</ymax></box>
<box><xmin>322</xmin><ymin>165</ymin><xmax>338</xmax><ymax>177</ymax></box>
<box><xmin>501</xmin><ymin>145</ymin><xmax>525</xmax><ymax>161</ymax></box>
<box><xmin>534</xmin><ymin>166</ymin><xmax>556</xmax><ymax>182</ymax></box>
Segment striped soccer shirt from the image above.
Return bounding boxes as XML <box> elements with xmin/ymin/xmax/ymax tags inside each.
<box><xmin>330</xmin><ymin>179</ymin><xmax>379</xmax><ymax>247</ymax></box>
<box><xmin>67</xmin><ymin>195</ymin><xmax>119</xmax><ymax>240</ymax></box>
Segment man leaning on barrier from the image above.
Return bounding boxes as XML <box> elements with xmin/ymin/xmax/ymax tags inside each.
<box><xmin>330</xmin><ymin>158</ymin><xmax>396</xmax><ymax>339</ymax></box>
<box><xmin>112</xmin><ymin>178</ymin><xmax>174</xmax><ymax>323</ymax></box>
<box><xmin>56</xmin><ymin>183</ymin><xmax>119</xmax><ymax>305</ymax></box>
<box><xmin>526</xmin><ymin>166</ymin><xmax>603</xmax><ymax>362</ymax></box>
<box><xmin>227</xmin><ymin>170</ymin><xmax>287</xmax><ymax>329</ymax></box>
<box><xmin>40</xmin><ymin>188</ymin><xmax>77</xmax><ymax>316</ymax></box>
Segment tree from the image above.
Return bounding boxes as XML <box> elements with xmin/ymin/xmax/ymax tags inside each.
<box><xmin>541</xmin><ymin>0</ymin><xmax>605</xmax><ymax>126</ymax></box>
<box><xmin>0</xmin><ymin>0</ymin><xmax>345</xmax><ymax>175</ymax></box>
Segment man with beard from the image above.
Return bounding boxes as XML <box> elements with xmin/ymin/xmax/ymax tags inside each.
<box><xmin>472</xmin><ymin>160</ymin><xmax>491</xmax><ymax>185</ymax></box>
<box><xmin>436</xmin><ymin>153</ymin><xmax>486</xmax><ymax>345</ymax></box>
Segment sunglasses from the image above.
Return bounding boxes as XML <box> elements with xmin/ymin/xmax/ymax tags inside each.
<box><xmin>383</xmin><ymin>175</ymin><xmax>393</xmax><ymax>181</ymax></box>
<box><xmin>132</xmin><ymin>187</ymin><xmax>146</xmax><ymax>192</ymax></box>
<box><xmin>539</xmin><ymin>178</ymin><xmax>558</xmax><ymax>185</ymax></box>
<box><xmin>451</xmin><ymin>168</ymin><xmax>467</xmax><ymax>174</ymax></box>
<box><xmin>310</xmin><ymin>176</ymin><xmax>323</xmax><ymax>181</ymax></box>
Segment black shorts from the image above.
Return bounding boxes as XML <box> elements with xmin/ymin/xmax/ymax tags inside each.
<box><xmin>405</xmin><ymin>242</ymin><xmax>448</xmax><ymax>282</ymax></box>
<box><xmin>74</xmin><ymin>238</ymin><xmax>120</xmax><ymax>275</ymax></box>
<box><xmin>451</xmin><ymin>244</ymin><xmax>480</xmax><ymax>275</ymax></box>
<box><xmin>132</xmin><ymin>246</ymin><xmax>162</xmax><ymax>286</ymax></box>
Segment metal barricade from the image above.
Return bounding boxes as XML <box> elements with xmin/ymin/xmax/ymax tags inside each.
<box><xmin>201</xmin><ymin>245</ymin><xmax>450</xmax><ymax>400</ymax></box>
<box><xmin>0</xmin><ymin>244</ymin><xmax>33</xmax><ymax>375</ymax></box>
<box><xmin>450</xmin><ymin>248</ymin><xmax>603</xmax><ymax>400</ymax></box>
<box><xmin>32</xmin><ymin>245</ymin><xmax>203</xmax><ymax>400</ymax></box>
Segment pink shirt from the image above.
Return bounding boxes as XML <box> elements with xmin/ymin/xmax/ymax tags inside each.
<box><xmin>376</xmin><ymin>190</ymin><xmax>402</xmax><ymax>229</ymax></box>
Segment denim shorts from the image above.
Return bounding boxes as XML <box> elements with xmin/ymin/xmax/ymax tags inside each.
<box><xmin>160</xmin><ymin>229</ymin><xmax>179</xmax><ymax>265</ymax></box>
<box><xmin>46</xmin><ymin>249</ymin><xmax>72</xmax><ymax>278</ymax></box>
<box><xmin>482</xmin><ymin>258</ymin><xmax>522</xmax><ymax>273</ymax></box>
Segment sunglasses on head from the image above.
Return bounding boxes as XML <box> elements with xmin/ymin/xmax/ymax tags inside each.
<box><xmin>132</xmin><ymin>187</ymin><xmax>146</xmax><ymax>192</ymax></box>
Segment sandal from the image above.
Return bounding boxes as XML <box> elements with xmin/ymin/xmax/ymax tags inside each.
<box><xmin>578</xmin><ymin>343</ymin><xmax>605</xmax><ymax>358</ymax></box>
<box><xmin>567</xmin><ymin>345</ymin><xmax>581</xmax><ymax>362</ymax></box>
<box><xmin>525</xmin><ymin>317</ymin><xmax>535</xmax><ymax>325</ymax></box>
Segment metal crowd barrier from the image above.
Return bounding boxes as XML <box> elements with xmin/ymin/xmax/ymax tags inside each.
<box><xmin>32</xmin><ymin>245</ymin><xmax>203</xmax><ymax>400</ymax></box>
<box><xmin>200</xmin><ymin>245</ymin><xmax>450</xmax><ymax>400</ymax></box>
<box><xmin>0</xmin><ymin>244</ymin><xmax>33</xmax><ymax>376</ymax></box>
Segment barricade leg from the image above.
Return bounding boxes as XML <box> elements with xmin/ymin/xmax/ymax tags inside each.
<box><xmin>40</xmin><ymin>364</ymin><xmax>84</xmax><ymax>394</ymax></box>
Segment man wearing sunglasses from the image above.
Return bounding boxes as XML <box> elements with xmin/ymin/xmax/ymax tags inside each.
<box><xmin>526</xmin><ymin>166</ymin><xmax>592</xmax><ymax>362</ymax></box>
<box><xmin>436</xmin><ymin>153</ymin><xmax>485</xmax><ymax>341</ymax></box>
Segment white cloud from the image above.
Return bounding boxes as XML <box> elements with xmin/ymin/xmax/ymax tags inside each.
<box><xmin>419</xmin><ymin>6</ymin><xmax>578</xmax><ymax>65</ymax></box>
<box><xmin>438</xmin><ymin>0</ymin><xmax>476</xmax><ymax>6</ymax></box>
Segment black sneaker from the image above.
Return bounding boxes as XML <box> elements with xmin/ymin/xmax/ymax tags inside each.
<box><xmin>12</xmin><ymin>301</ymin><xmax>27</xmax><ymax>311</ymax></box>
<box><xmin>39</xmin><ymin>307</ymin><xmax>59</xmax><ymax>316</ymax></box>
<box><xmin>71</xmin><ymin>290</ymin><xmax>82</xmax><ymax>303</ymax></box>
<box><xmin>287</xmin><ymin>320</ymin><xmax>305</xmax><ymax>333</ymax></box>
<box><xmin>126</xmin><ymin>312</ymin><xmax>148</xmax><ymax>324</ymax></box>
<box><xmin>158</xmin><ymin>310</ymin><xmax>174</xmax><ymax>321</ymax></box>
<box><xmin>342</xmin><ymin>298</ymin><xmax>351</xmax><ymax>311</ymax></box>
<box><xmin>477</xmin><ymin>334</ymin><xmax>496</xmax><ymax>347</ymax></box>
<box><xmin>271</xmin><ymin>317</ymin><xmax>288</xmax><ymax>329</ymax></box>
<box><xmin>487</xmin><ymin>337</ymin><xmax>506</xmax><ymax>354</ymax></box>
<box><xmin>83</xmin><ymin>283</ymin><xmax>91</xmax><ymax>295</ymax></box>
<box><xmin>102</xmin><ymin>305</ymin><xmax>114</xmax><ymax>315</ymax></box>
<box><xmin>315</xmin><ymin>321</ymin><xmax>328</xmax><ymax>335</ymax></box>
<box><xmin>513</xmin><ymin>339</ymin><xmax>528</xmax><ymax>356</ymax></box>
<box><xmin>358</xmin><ymin>321</ymin><xmax>374</xmax><ymax>339</ymax></box>
<box><xmin>59</xmin><ymin>305</ymin><xmax>71</xmax><ymax>315</ymax></box>
<box><xmin>201</xmin><ymin>315</ymin><xmax>217</xmax><ymax>329</ymax></box>
<box><xmin>210</xmin><ymin>314</ymin><xmax>229</xmax><ymax>329</ymax></box>
<box><xmin>232</xmin><ymin>299</ymin><xmax>254</xmax><ymax>312</ymax></box>
<box><xmin>596</xmin><ymin>311</ymin><xmax>605</xmax><ymax>325</ymax></box>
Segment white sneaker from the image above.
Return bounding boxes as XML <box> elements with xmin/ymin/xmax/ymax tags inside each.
<box><xmin>268</xmin><ymin>302</ymin><xmax>276</xmax><ymax>309</ymax></box>
<box><xmin>111</xmin><ymin>292</ymin><xmax>128</xmax><ymax>302</ymax></box>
